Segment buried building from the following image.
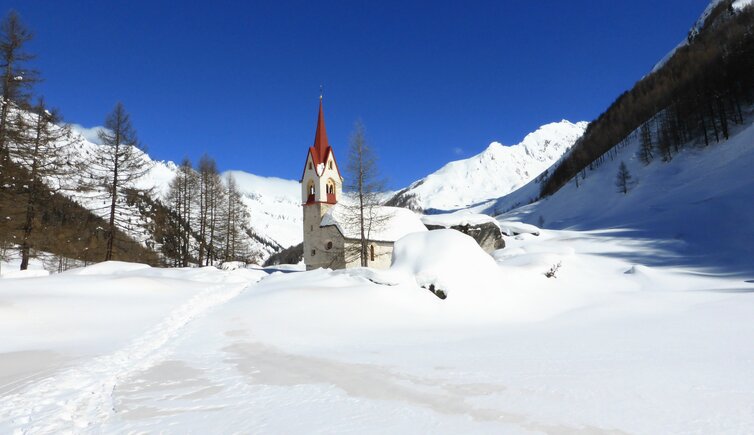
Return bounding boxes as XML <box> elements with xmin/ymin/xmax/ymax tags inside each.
<box><xmin>301</xmin><ymin>98</ymin><xmax>426</xmax><ymax>270</ymax></box>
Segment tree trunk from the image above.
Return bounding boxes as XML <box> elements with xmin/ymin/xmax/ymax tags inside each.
<box><xmin>106</xmin><ymin>139</ymin><xmax>120</xmax><ymax>261</ymax></box>
<box><xmin>20</xmin><ymin>119</ymin><xmax>44</xmax><ymax>270</ymax></box>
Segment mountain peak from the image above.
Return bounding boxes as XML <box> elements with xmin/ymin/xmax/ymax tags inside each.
<box><xmin>385</xmin><ymin>120</ymin><xmax>587</xmax><ymax>212</ymax></box>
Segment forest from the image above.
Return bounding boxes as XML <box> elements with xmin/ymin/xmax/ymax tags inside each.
<box><xmin>541</xmin><ymin>1</ymin><xmax>754</xmax><ymax>196</ymax></box>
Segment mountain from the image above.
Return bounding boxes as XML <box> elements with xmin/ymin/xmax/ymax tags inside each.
<box><xmin>67</xmin><ymin>139</ymin><xmax>303</xmax><ymax>260</ymax></box>
<box><xmin>542</xmin><ymin>0</ymin><xmax>754</xmax><ymax>198</ymax></box>
<box><xmin>8</xmin><ymin>122</ymin><xmax>304</xmax><ymax>263</ymax></box>
<box><xmin>496</xmin><ymin>108</ymin><xmax>754</xmax><ymax>276</ymax></box>
<box><xmin>483</xmin><ymin>0</ymin><xmax>754</xmax><ymax>276</ymax></box>
<box><xmin>385</xmin><ymin>120</ymin><xmax>587</xmax><ymax>212</ymax></box>
<box><xmin>651</xmin><ymin>0</ymin><xmax>753</xmax><ymax>73</ymax></box>
<box><xmin>223</xmin><ymin>171</ymin><xmax>301</xmax><ymax>249</ymax></box>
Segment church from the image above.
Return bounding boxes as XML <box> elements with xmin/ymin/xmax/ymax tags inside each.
<box><xmin>301</xmin><ymin>98</ymin><xmax>426</xmax><ymax>270</ymax></box>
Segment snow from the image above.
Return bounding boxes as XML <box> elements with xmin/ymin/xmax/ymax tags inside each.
<box><xmin>2</xmin><ymin>39</ymin><xmax>753</xmax><ymax>431</ymax></box>
<box><xmin>388</xmin><ymin>229</ymin><xmax>501</xmax><ymax>297</ymax></box>
<box><xmin>224</xmin><ymin>170</ymin><xmax>302</xmax><ymax>249</ymax></box>
<box><xmin>0</xmin><ymin>256</ymin><xmax>49</xmax><ymax>279</ymax></box>
<box><xmin>16</xmin><ymin>119</ymin><xmax>304</xmax><ymax>259</ymax></box>
<box><xmin>320</xmin><ymin>203</ymin><xmax>427</xmax><ymax>242</ymax></box>
<box><xmin>2</xmin><ymin>228</ymin><xmax>753</xmax><ymax>433</ymax></box>
<box><xmin>420</xmin><ymin>210</ymin><xmax>500</xmax><ymax>228</ymax></box>
<box><xmin>388</xmin><ymin>120</ymin><xmax>587</xmax><ymax>211</ymax></box>
<box><xmin>650</xmin><ymin>0</ymin><xmax>753</xmax><ymax>73</ymax></box>
<box><xmin>499</xmin><ymin>109</ymin><xmax>754</xmax><ymax>276</ymax></box>
<box><xmin>497</xmin><ymin>220</ymin><xmax>541</xmax><ymax>236</ymax></box>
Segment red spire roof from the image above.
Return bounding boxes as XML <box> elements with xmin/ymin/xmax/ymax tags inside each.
<box><xmin>301</xmin><ymin>97</ymin><xmax>342</xmax><ymax>182</ymax></box>
<box><xmin>311</xmin><ymin>99</ymin><xmax>330</xmax><ymax>164</ymax></box>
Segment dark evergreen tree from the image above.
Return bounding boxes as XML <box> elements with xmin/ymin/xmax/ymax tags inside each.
<box><xmin>615</xmin><ymin>161</ymin><xmax>634</xmax><ymax>195</ymax></box>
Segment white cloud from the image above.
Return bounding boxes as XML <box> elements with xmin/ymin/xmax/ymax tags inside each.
<box><xmin>452</xmin><ymin>147</ymin><xmax>464</xmax><ymax>156</ymax></box>
<box><xmin>68</xmin><ymin>123</ymin><xmax>108</xmax><ymax>144</ymax></box>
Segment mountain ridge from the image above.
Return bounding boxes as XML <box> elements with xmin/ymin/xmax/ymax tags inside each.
<box><xmin>385</xmin><ymin>120</ymin><xmax>587</xmax><ymax>212</ymax></box>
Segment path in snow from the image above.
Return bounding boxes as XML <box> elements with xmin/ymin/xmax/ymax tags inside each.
<box><xmin>0</xmin><ymin>275</ymin><xmax>263</xmax><ymax>434</ymax></box>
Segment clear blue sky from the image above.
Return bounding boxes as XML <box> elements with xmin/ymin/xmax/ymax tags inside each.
<box><xmin>5</xmin><ymin>0</ymin><xmax>709</xmax><ymax>189</ymax></box>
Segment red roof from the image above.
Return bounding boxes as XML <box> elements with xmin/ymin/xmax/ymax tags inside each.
<box><xmin>310</xmin><ymin>99</ymin><xmax>330</xmax><ymax>165</ymax></box>
<box><xmin>301</xmin><ymin>99</ymin><xmax>342</xmax><ymax>181</ymax></box>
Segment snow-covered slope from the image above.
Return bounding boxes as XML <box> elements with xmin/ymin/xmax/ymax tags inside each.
<box><xmin>386</xmin><ymin>120</ymin><xmax>587</xmax><ymax>212</ymax></box>
<box><xmin>651</xmin><ymin>0</ymin><xmax>753</xmax><ymax>73</ymax></box>
<box><xmin>495</xmin><ymin>110</ymin><xmax>754</xmax><ymax>276</ymax></box>
<box><xmin>61</xmin><ymin>127</ymin><xmax>303</xmax><ymax>256</ymax></box>
<box><xmin>223</xmin><ymin>171</ymin><xmax>301</xmax><ymax>249</ymax></box>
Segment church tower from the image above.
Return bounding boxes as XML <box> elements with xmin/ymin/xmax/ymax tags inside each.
<box><xmin>301</xmin><ymin>97</ymin><xmax>343</xmax><ymax>270</ymax></box>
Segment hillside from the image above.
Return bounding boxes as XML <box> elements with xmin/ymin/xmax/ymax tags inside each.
<box><xmin>1</xmin><ymin>116</ymin><xmax>303</xmax><ymax>267</ymax></box>
<box><xmin>385</xmin><ymin>120</ymin><xmax>587</xmax><ymax>212</ymax></box>
<box><xmin>494</xmin><ymin>108</ymin><xmax>754</xmax><ymax>276</ymax></box>
<box><xmin>223</xmin><ymin>170</ymin><xmax>301</xmax><ymax>249</ymax></box>
<box><xmin>0</xmin><ymin>157</ymin><xmax>161</xmax><ymax>266</ymax></box>
<box><xmin>542</xmin><ymin>0</ymin><xmax>754</xmax><ymax>197</ymax></box>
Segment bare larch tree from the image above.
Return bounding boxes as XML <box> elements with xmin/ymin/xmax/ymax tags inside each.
<box><xmin>91</xmin><ymin>102</ymin><xmax>152</xmax><ymax>261</ymax></box>
<box><xmin>166</xmin><ymin>158</ymin><xmax>197</xmax><ymax>266</ymax></box>
<box><xmin>196</xmin><ymin>154</ymin><xmax>225</xmax><ymax>265</ymax></box>
<box><xmin>222</xmin><ymin>172</ymin><xmax>250</xmax><ymax>262</ymax></box>
<box><xmin>344</xmin><ymin>120</ymin><xmax>388</xmax><ymax>267</ymax></box>
<box><xmin>0</xmin><ymin>10</ymin><xmax>37</xmax><ymax>184</ymax></box>
<box><xmin>7</xmin><ymin>98</ymin><xmax>80</xmax><ymax>269</ymax></box>
<box><xmin>615</xmin><ymin>161</ymin><xmax>634</xmax><ymax>195</ymax></box>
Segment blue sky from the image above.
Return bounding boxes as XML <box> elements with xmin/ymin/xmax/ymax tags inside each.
<box><xmin>5</xmin><ymin>0</ymin><xmax>709</xmax><ymax>189</ymax></box>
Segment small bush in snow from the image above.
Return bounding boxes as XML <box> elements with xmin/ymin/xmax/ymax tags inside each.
<box><xmin>424</xmin><ymin>283</ymin><xmax>447</xmax><ymax>300</ymax></box>
<box><xmin>544</xmin><ymin>262</ymin><xmax>562</xmax><ymax>278</ymax></box>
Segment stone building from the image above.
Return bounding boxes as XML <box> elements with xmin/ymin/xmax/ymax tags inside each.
<box><xmin>301</xmin><ymin>98</ymin><xmax>425</xmax><ymax>270</ymax></box>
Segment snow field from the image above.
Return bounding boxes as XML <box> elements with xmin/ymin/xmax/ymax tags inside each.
<box><xmin>499</xmin><ymin>110</ymin><xmax>754</xmax><ymax>276</ymax></box>
<box><xmin>0</xmin><ymin>263</ymin><xmax>266</xmax><ymax>434</ymax></box>
<box><xmin>1</xmin><ymin>226</ymin><xmax>753</xmax><ymax>433</ymax></box>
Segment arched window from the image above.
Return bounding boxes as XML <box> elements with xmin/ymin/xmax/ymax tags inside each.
<box><xmin>306</xmin><ymin>180</ymin><xmax>315</xmax><ymax>203</ymax></box>
<box><xmin>329</xmin><ymin>161</ymin><xmax>333</xmax><ymax>170</ymax></box>
<box><xmin>370</xmin><ymin>244</ymin><xmax>375</xmax><ymax>262</ymax></box>
<box><xmin>326</xmin><ymin>241</ymin><xmax>333</xmax><ymax>250</ymax></box>
<box><xmin>326</xmin><ymin>179</ymin><xmax>336</xmax><ymax>203</ymax></box>
<box><xmin>309</xmin><ymin>162</ymin><xmax>313</xmax><ymax>170</ymax></box>
<box><xmin>311</xmin><ymin>249</ymin><xmax>316</xmax><ymax>256</ymax></box>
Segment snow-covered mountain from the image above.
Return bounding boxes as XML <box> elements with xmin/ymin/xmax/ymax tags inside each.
<box><xmin>386</xmin><ymin>120</ymin><xmax>587</xmax><ymax>212</ymax></box>
<box><xmin>651</xmin><ymin>0</ymin><xmax>753</xmax><ymax>73</ymax></box>
<box><xmin>490</xmin><ymin>108</ymin><xmax>754</xmax><ymax>276</ymax></box>
<box><xmin>222</xmin><ymin>171</ymin><xmax>301</xmax><ymax>249</ymax></box>
<box><xmin>60</xmin><ymin>126</ymin><xmax>303</xmax><ymax>259</ymax></box>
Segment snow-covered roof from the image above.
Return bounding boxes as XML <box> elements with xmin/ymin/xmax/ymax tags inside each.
<box><xmin>321</xmin><ymin>203</ymin><xmax>427</xmax><ymax>242</ymax></box>
<box><xmin>421</xmin><ymin>212</ymin><xmax>500</xmax><ymax>229</ymax></box>
<box><xmin>497</xmin><ymin>221</ymin><xmax>540</xmax><ymax>236</ymax></box>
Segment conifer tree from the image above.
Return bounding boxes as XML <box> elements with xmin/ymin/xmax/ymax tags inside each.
<box><xmin>0</xmin><ymin>11</ymin><xmax>38</xmax><ymax>183</ymax></box>
<box><xmin>344</xmin><ymin>121</ymin><xmax>387</xmax><ymax>267</ymax></box>
<box><xmin>615</xmin><ymin>161</ymin><xmax>634</xmax><ymax>195</ymax></box>
<box><xmin>7</xmin><ymin>98</ymin><xmax>80</xmax><ymax>269</ymax></box>
<box><xmin>222</xmin><ymin>173</ymin><xmax>250</xmax><ymax>262</ymax></box>
<box><xmin>196</xmin><ymin>154</ymin><xmax>224</xmax><ymax>265</ymax></box>
<box><xmin>639</xmin><ymin>122</ymin><xmax>654</xmax><ymax>165</ymax></box>
<box><xmin>90</xmin><ymin>102</ymin><xmax>152</xmax><ymax>261</ymax></box>
<box><xmin>166</xmin><ymin>158</ymin><xmax>197</xmax><ymax>266</ymax></box>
